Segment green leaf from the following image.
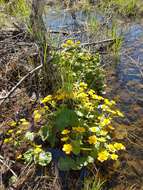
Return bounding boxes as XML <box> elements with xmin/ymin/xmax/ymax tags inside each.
<box><xmin>90</xmin><ymin>148</ymin><xmax>98</xmax><ymax>158</ymax></box>
<box><xmin>39</xmin><ymin>125</ymin><xmax>49</xmax><ymax>141</ymax></box>
<box><xmin>25</xmin><ymin>132</ymin><xmax>34</xmax><ymax>141</ymax></box>
<box><xmin>75</xmin><ymin>110</ymin><xmax>84</xmax><ymax>117</ymax></box>
<box><xmin>71</xmin><ymin>140</ymin><xmax>80</xmax><ymax>155</ymax></box>
<box><xmin>87</xmin><ymin>156</ymin><xmax>94</xmax><ymax>163</ymax></box>
<box><xmin>48</xmin><ymin>129</ymin><xmax>56</xmax><ymax>147</ymax></box>
<box><xmin>38</xmin><ymin>152</ymin><xmax>52</xmax><ymax>166</ymax></box>
<box><xmin>23</xmin><ymin>149</ymin><xmax>33</xmax><ymax>163</ymax></box>
<box><xmin>55</xmin><ymin>108</ymin><xmax>78</xmax><ymax>131</ymax></box>
<box><xmin>58</xmin><ymin>157</ymin><xmax>75</xmax><ymax>171</ymax></box>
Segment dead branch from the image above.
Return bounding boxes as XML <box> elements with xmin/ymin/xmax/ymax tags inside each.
<box><xmin>80</xmin><ymin>38</ymin><xmax>116</xmax><ymax>47</ymax></box>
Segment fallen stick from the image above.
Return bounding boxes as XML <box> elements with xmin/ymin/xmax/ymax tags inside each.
<box><xmin>80</xmin><ymin>38</ymin><xmax>116</xmax><ymax>47</ymax></box>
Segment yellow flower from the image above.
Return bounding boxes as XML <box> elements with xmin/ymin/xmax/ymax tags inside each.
<box><xmin>97</xmin><ymin>150</ymin><xmax>109</xmax><ymax>162</ymax></box>
<box><xmin>88</xmin><ymin>135</ymin><xmax>97</xmax><ymax>144</ymax></box>
<box><xmin>104</xmin><ymin>99</ymin><xmax>116</xmax><ymax>106</ymax></box>
<box><xmin>61</xmin><ymin>129</ymin><xmax>70</xmax><ymax>135</ymax></box>
<box><xmin>79</xmin><ymin>82</ymin><xmax>87</xmax><ymax>89</ymax></box>
<box><xmin>106</xmin><ymin>109</ymin><xmax>116</xmax><ymax>114</ymax></box>
<box><xmin>4</xmin><ymin>138</ymin><xmax>12</xmax><ymax>143</ymax></box>
<box><xmin>100</xmin><ymin>130</ymin><xmax>108</xmax><ymax>136</ymax></box>
<box><xmin>72</xmin><ymin>127</ymin><xmax>85</xmax><ymax>133</ymax></box>
<box><xmin>116</xmin><ymin>110</ymin><xmax>124</xmax><ymax>117</ymax></box>
<box><xmin>33</xmin><ymin>110</ymin><xmax>41</xmax><ymax>122</ymax></box>
<box><xmin>89</xmin><ymin>127</ymin><xmax>97</xmax><ymax>132</ymax></box>
<box><xmin>16</xmin><ymin>130</ymin><xmax>22</xmax><ymax>135</ymax></box>
<box><xmin>41</xmin><ymin>95</ymin><xmax>52</xmax><ymax>104</ymax></box>
<box><xmin>66</xmin><ymin>39</ymin><xmax>74</xmax><ymax>46</ymax></box>
<box><xmin>21</xmin><ymin>120</ymin><xmax>30</xmax><ymax>127</ymax></box>
<box><xmin>62</xmin><ymin>144</ymin><xmax>72</xmax><ymax>154</ymax></box>
<box><xmin>100</xmin><ymin>118</ymin><xmax>111</xmax><ymax>127</ymax></box>
<box><xmin>9</xmin><ymin>121</ymin><xmax>16</xmax><ymax>127</ymax></box>
<box><xmin>88</xmin><ymin>89</ymin><xmax>95</xmax><ymax>96</ymax></box>
<box><xmin>7</xmin><ymin>129</ymin><xmax>13</xmax><ymax>134</ymax></box>
<box><xmin>110</xmin><ymin>154</ymin><xmax>118</xmax><ymax>160</ymax></box>
<box><xmin>97</xmin><ymin>137</ymin><xmax>106</xmax><ymax>142</ymax></box>
<box><xmin>92</xmin><ymin>94</ymin><xmax>103</xmax><ymax>100</ymax></box>
<box><xmin>100</xmin><ymin>104</ymin><xmax>109</xmax><ymax>111</ymax></box>
<box><xmin>33</xmin><ymin>147</ymin><xmax>42</xmax><ymax>154</ymax></box>
<box><xmin>61</xmin><ymin>137</ymin><xmax>69</xmax><ymax>141</ymax></box>
<box><xmin>77</xmin><ymin>92</ymin><xmax>88</xmax><ymax>99</ymax></box>
<box><xmin>107</xmin><ymin>144</ymin><xmax>116</xmax><ymax>152</ymax></box>
<box><xmin>114</xmin><ymin>143</ymin><xmax>125</xmax><ymax>150</ymax></box>
<box><xmin>84</xmin><ymin>102</ymin><xmax>94</xmax><ymax>111</ymax></box>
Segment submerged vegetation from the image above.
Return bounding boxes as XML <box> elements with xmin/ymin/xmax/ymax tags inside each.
<box><xmin>0</xmin><ymin>0</ymin><xmax>143</xmax><ymax>189</ymax></box>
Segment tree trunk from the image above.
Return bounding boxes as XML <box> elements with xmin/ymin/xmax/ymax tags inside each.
<box><xmin>30</xmin><ymin>0</ymin><xmax>47</xmax><ymax>44</ymax></box>
<box><xmin>30</xmin><ymin>0</ymin><xmax>59</xmax><ymax>96</ymax></box>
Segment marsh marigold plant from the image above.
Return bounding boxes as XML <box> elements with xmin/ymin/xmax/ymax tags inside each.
<box><xmin>3</xmin><ymin>81</ymin><xmax>125</xmax><ymax>170</ymax></box>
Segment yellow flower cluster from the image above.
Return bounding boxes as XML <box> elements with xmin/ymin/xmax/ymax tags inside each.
<box><xmin>97</xmin><ymin>150</ymin><xmax>119</xmax><ymax>162</ymax></box>
<box><xmin>97</xmin><ymin>142</ymin><xmax>125</xmax><ymax>162</ymax></box>
<box><xmin>3</xmin><ymin>80</ymin><xmax>125</xmax><ymax>167</ymax></box>
<box><xmin>61</xmin><ymin>39</ymin><xmax>80</xmax><ymax>48</ymax></box>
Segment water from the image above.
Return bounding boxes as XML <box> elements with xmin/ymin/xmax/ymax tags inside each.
<box><xmin>44</xmin><ymin>7</ymin><xmax>143</xmax><ymax>189</ymax></box>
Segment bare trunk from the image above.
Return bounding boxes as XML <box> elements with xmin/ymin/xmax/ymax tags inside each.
<box><xmin>30</xmin><ymin>0</ymin><xmax>59</xmax><ymax>96</ymax></box>
<box><xmin>30</xmin><ymin>0</ymin><xmax>46</xmax><ymax>44</ymax></box>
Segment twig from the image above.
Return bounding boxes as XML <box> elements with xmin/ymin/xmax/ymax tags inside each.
<box><xmin>0</xmin><ymin>157</ymin><xmax>17</xmax><ymax>177</ymax></box>
<box><xmin>80</xmin><ymin>38</ymin><xmax>116</xmax><ymax>47</ymax></box>
<box><xmin>0</xmin><ymin>64</ymin><xmax>42</xmax><ymax>105</ymax></box>
<box><xmin>55</xmin><ymin>38</ymin><xmax>116</xmax><ymax>51</ymax></box>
